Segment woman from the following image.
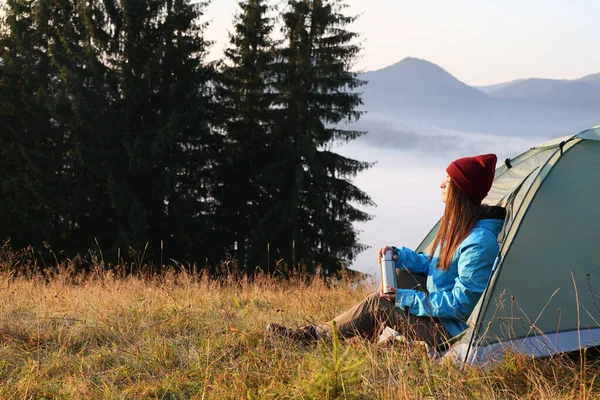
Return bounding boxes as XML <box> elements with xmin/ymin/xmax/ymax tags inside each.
<box><xmin>267</xmin><ymin>154</ymin><xmax>506</xmax><ymax>347</ymax></box>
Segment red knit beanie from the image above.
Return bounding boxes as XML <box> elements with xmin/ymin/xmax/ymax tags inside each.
<box><xmin>446</xmin><ymin>154</ymin><xmax>497</xmax><ymax>205</ymax></box>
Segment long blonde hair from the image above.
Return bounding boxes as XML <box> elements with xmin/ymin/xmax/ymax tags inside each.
<box><xmin>429</xmin><ymin>180</ymin><xmax>482</xmax><ymax>270</ymax></box>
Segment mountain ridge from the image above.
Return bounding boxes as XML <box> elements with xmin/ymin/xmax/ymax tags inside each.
<box><xmin>359</xmin><ymin>57</ymin><xmax>489</xmax><ymax>110</ymax></box>
<box><xmin>363</xmin><ymin>57</ymin><xmax>600</xmax><ymax>101</ymax></box>
<box><xmin>356</xmin><ymin>57</ymin><xmax>600</xmax><ymax>138</ymax></box>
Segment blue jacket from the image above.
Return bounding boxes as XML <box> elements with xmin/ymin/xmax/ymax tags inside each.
<box><xmin>394</xmin><ymin>216</ymin><xmax>504</xmax><ymax>338</ymax></box>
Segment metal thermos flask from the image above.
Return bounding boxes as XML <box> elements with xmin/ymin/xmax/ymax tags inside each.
<box><xmin>380</xmin><ymin>249</ymin><xmax>397</xmax><ymax>294</ymax></box>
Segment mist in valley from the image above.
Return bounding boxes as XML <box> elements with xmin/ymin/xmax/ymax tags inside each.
<box><xmin>340</xmin><ymin>57</ymin><xmax>600</xmax><ymax>277</ymax></box>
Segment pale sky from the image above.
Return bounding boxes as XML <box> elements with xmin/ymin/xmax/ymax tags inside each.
<box><xmin>205</xmin><ymin>0</ymin><xmax>600</xmax><ymax>86</ymax></box>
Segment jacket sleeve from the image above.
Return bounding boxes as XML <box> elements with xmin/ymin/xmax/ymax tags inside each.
<box><xmin>394</xmin><ymin>239</ymin><xmax>497</xmax><ymax>319</ymax></box>
<box><xmin>393</xmin><ymin>246</ymin><xmax>430</xmax><ymax>275</ymax></box>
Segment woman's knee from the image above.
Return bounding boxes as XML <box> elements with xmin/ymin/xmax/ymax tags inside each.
<box><xmin>365</xmin><ymin>292</ymin><xmax>381</xmax><ymax>305</ymax></box>
<box><xmin>366</xmin><ymin>292</ymin><xmax>393</xmax><ymax>311</ymax></box>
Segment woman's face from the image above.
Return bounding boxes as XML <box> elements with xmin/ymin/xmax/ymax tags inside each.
<box><xmin>440</xmin><ymin>175</ymin><xmax>451</xmax><ymax>203</ymax></box>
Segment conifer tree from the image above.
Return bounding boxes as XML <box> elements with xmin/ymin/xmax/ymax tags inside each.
<box><xmin>48</xmin><ymin>0</ymin><xmax>217</xmax><ymax>264</ymax></box>
<box><xmin>1</xmin><ymin>0</ymin><xmax>219</xmax><ymax>268</ymax></box>
<box><xmin>271</xmin><ymin>0</ymin><xmax>374</xmax><ymax>273</ymax></box>
<box><xmin>215</xmin><ymin>0</ymin><xmax>278</xmax><ymax>270</ymax></box>
<box><xmin>0</xmin><ymin>0</ymin><xmax>76</xmax><ymax>251</ymax></box>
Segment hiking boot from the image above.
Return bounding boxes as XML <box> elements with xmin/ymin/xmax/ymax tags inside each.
<box><xmin>266</xmin><ymin>322</ymin><xmax>320</xmax><ymax>345</ymax></box>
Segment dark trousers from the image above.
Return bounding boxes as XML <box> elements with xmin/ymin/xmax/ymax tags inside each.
<box><xmin>317</xmin><ymin>271</ymin><xmax>449</xmax><ymax>347</ymax></box>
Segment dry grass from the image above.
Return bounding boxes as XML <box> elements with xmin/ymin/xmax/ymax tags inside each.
<box><xmin>0</xmin><ymin>253</ymin><xmax>598</xmax><ymax>399</ymax></box>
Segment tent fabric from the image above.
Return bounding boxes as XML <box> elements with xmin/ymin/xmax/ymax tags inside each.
<box><xmin>480</xmin><ymin>139</ymin><xmax>600</xmax><ymax>339</ymax></box>
<box><xmin>414</xmin><ymin>126</ymin><xmax>600</xmax><ymax>365</ymax></box>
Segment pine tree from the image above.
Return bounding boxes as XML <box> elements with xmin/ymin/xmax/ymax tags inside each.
<box><xmin>48</xmin><ymin>0</ymin><xmax>218</xmax><ymax>265</ymax></box>
<box><xmin>1</xmin><ymin>0</ymin><xmax>219</xmax><ymax>268</ymax></box>
<box><xmin>41</xmin><ymin>0</ymin><xmax>122</xmax><ymax>255</ymax></box>
<box><xmin>0</xmin><ymin>0</ymin><xmax>77</xmax><ymax>252</ymax></box>
<box><xmin>214</xmin><ymin>0</ymin><xmax>279</xmax><ymax>271</ymax></box>
<box><xmin>271</xmin><ymin>0</ymin><xmax>374</xmax><ymax>273</ymax></box>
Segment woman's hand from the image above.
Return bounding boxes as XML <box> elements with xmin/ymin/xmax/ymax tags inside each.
<box><xmin>377</xmin><ymin>246</ymin><xmax>398</xmax><ymax>263</ymax></box>
<box><xmin>379</xmin><ymin>285</ymin><xmax>397</xmax><ymax>303</ymax></box>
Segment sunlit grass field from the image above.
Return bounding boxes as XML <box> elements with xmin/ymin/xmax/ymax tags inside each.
<box><xmin>0</xmin><ymin>247</ymin><xmax>598</xmax><ymax>399</ymax></box>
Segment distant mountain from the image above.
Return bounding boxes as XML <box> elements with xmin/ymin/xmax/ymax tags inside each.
<box><xmin>476</xmin><ymin>79</ymin><xmax>524</xmax><ymax>94</ymax></box>
<box><xmin>360</xmin><ymin>57</ymin><xmax>488</xmax><ymax>110</ymax></box>
<box><xmin>355</xmin><ymin>57</ymin><xmax>600</xmax><ymax>140</ymax></box>
<box><xmin>580</xmin><ymin>72</ymin><xmax>600</xmax><ymax>83</ymax></box>
<box><xmin>476</xmin><ymin>74</ymin><xmax>600</xmax><ymax>104</ymax></box>
<box><xmin>487</xmin><ymin>78</ymin><xmax>568</xmax><ymax>98</ymax></box>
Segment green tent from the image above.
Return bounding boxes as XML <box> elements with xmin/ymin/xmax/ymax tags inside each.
<box><xmin>416</xmin><ymin>126</ymin><xmax>600</xmax><ymax>364</ymax></box>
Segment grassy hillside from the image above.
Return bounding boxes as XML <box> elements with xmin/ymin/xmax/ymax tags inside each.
<box><xmin>0</xmin><ymin>250</ymin><xmax>598</xmax><ymax>399</ymax></box>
